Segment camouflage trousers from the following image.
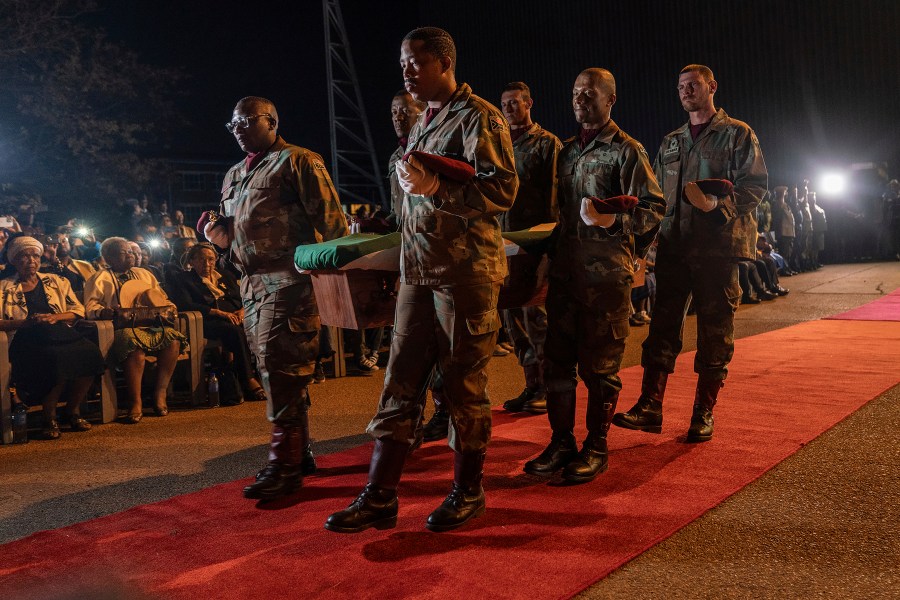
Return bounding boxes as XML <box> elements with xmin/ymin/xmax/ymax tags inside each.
<box><xmin>543</xmin><ymin>278</ymin><xmax>629</xmax><ymax>397</ymax></box>
<box><xmin>502</xmin><ymin>304</ymin><xmax>547</xmax><ymax>368</ymax></box>
<box><xmin>243</xmin><ymin>281</ymin><xmax>320</xmax><ymax>426</ymax></box>
<box><xmin>641</xmin><ymin>253</ymin><xmax>740</xmax><ymax>381</ymax></box>
<box><xmin>367</xmin><ymin>281</ymin><xmax>501</xmax><ymax>453</ymax></box>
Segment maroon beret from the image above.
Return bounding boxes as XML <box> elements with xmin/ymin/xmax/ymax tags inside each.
<box><xmin>196</xmin><ymin>210</ymin><xmax>224</xmax><ymax>235</ymax></box>
<box><xmin>684</xmin><ymin>178</ymin><xmax>734</xmax><ymax>201</ymax></box>
<box><xmin>586</xmin><ymin>195</ymin><xmax>639</xmax><ymax>214</ymax></box>
<box><xmin>402</xmin><ymin>151</ymin><xmax>476</xmax><ymax>183</ymax></box>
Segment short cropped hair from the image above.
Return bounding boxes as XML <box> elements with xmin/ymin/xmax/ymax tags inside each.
<box><xmin>403</xmin><ymin>27</ymin><xmax>456</xmax><ymax>71</ymax></box>
<box><xmin>581</xmin><ymin>68</ymin><xmax>616</xmax><ymax>96</ymax></box>
<box><xmin>680</xmin><ymin>64</ymin><xmax>715</xmax><ymax>82</ymax></box>
<box><xmin>100</xmin><ymin>236</ymin><xmax>129</xmax><ymax>261</ymax></box>
<box><xmin>235</xmin><ymin>96</ymin><xmax>279</xmax><ymax>127</ymax></box>
<box><xmin>502</xmin><ymin>81</ymin><xmax>531</xmax><ymax>102</ymax></box>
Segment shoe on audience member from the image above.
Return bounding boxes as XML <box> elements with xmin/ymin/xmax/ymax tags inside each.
<box><xmin>63</xmin><ymin>412</ymin><xmax>92</xmax><ymax>432</ymax></box>
<box><xmin>42</xmin><ymin>418</ymin><xmax>61</xmax><ymax>440</ymax></box>
<box><xmin>313</xmin><ymin>360</ymin><xmax>326</xmax><ymax>384</ymax></box>
<box><xmin>759</xmin><ymin>290</ymin><xmax>777</xmax><ymax>301</ymax></box>
<box><xmin>742</xmin><ymin>295</ymin><xmax>761</xmax><ymax>305</ymax></box>
<box><xmin>774</xmin><ymin>286</ymin><xmax>790</xmax><ymax>296</ymax></box>
<box><xmin>357</xmin><ymin>355</ymin><xmax>380</xmax><ymax>375</ymax></box>
<box><xmin>492</xmin><ymin>344</ymin><xmax>510</xmax><ymax>357</ymax></box>
<box><xmin>633</xmin><ymin>310</ymin><xmax>651</xmax><ymax>324</ymax></box>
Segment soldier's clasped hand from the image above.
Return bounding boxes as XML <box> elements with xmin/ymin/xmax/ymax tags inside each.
<box><xmin>396</xmin><ymin>155</ymin><xmax>441</xmax><ymax>197</ymax></box>
<box><xmin>580</xmin><ymin>197</ymin><xmax>616</xmax><ymax>227</ymax></box>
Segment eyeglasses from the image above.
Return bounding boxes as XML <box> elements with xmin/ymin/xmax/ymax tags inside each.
<box><xmin>225</xmin><ymin>113</ymin><xmax>274</xmax><ymax>133</ymax></box>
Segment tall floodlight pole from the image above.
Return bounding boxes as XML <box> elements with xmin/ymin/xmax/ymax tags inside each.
<box><xmin>323</xmin><ymin>0</ymin><xmax>387</xmax><ymax>210</ymax></box>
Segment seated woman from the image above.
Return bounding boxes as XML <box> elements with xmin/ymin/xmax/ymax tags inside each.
<box><xmin>84</xmin><ymin>237</ymin><xmax>187</xmax><ymax>424</ymax></box>
<box><xmin>165</xmin><ymin>243</ymin><xmax>265</xmax><ymax>403</ymax></box>
<box><xmin>0</xmin><ymin>235</ymin><xmax>105</xmax><ymax>439</ymax></box>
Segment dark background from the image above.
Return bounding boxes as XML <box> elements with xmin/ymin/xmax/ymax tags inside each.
<box><xmin>100</xmin><ymin>0</ymin><xmax>899</xmax><ymax>195</ymax></box>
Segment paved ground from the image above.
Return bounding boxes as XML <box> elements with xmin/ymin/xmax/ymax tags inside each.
<box><xmin>2</xmin><ymin>262</ymin><xmax>899</xmax><ymax>599</ymax></box>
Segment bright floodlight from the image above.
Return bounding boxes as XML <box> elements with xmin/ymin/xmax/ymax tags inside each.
<box><xmin>77</xmin><ymin>227</ymin><xmax>89</xmax><ymax>237</ymax></box>
<box><xmin>819</xmin><ymin>172</ymin><xmax>847</xmax><ymax>195</ymax></box>
<box><xmin>148</xmin><ymin>238</ymin><xmax>162</xmax><ymax>248</ymax></box>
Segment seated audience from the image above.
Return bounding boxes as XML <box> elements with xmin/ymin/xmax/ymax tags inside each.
<box><xmin>84</xmin><ymin>237</ymin><xmax>187</xmax><ymax>424</ymax></box>
<box><xmin>162</xmin><ymin>237</ymin><xmax>196</xmax><ymax>284</ymax></box>
<box><xmin>40</xmin><ymin>235</ymin><xmax>86</xmax><ymax>292</ymax></box>
<box><xmin>0</xmin><ymin>235</ymin><xmax>105</xmax><ymax>439</ymax></box>
<box><xmin>165</xmin><ymin>243</ymin><xmax>265</xmax><ymax>403</ymax></box>
<box><xmin>738</xmin><ymin>260</ymin><xmax>775</xmax><ymax>304</ymax></box>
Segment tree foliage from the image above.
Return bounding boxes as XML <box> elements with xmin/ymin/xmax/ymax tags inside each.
<box><xmin>0</xmin><ymin>0</ymin><xmax>184</xmax><ymax>211</ymax></box>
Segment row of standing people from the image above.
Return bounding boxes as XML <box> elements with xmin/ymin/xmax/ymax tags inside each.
<box><xmin>197</xmin><ymin>27</ymin><xmax>766</xmax><ymax>534</ymax></box>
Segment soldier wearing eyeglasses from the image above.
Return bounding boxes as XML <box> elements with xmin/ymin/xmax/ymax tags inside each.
<box><xmin>207</xmin><ymin>96</ymin><xmax>349</xmax><ymax>501</ymax></box>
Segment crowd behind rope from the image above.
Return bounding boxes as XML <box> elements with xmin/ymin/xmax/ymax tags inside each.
<box><xmin>0</xmin><ymin>164</ymin><xmax>898</xmax><ymax>442</ymax></box>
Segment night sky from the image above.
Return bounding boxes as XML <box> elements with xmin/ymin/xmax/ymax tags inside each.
<box><xmin>97</xmin><ymin>0</ymin><xmax>900</xmax><ymax>195</ymax></box>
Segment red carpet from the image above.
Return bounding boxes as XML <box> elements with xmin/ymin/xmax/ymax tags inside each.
<box><xmin>825</xmin><ymin>288</ymin><xmax>900</xmax><ymax>321</ymax></box>
<box><xmin>3</xmin><ymin>319</ymin><xmax>900</xmax><ymax>599</ymax></box>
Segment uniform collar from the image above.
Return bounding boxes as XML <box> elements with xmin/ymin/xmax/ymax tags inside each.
<box><xmin>418</xmin><ymin>83</ymin><xmax>472</xmax><ymax>134</ymax></box>
<box><xmin>579</xmin><ymin>119</ymin><xmax>620</xmax><ymax>154</ymax></box>
<box><xmin>241</xmin><ymin>136</ymin><xmax>286</xmax><ymax>177</ymax></box>
<box><xmin>677</xmin><ymin>108</ymin><xmax>728</xmax><ymax>149</ymax></box>
<box><xmin>512</xmin><ymin>122</ymin><xmax>540</xmax><ymax>146</ymax></box>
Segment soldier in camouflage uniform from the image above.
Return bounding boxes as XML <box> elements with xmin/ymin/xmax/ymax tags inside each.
<box><xmin>205</xmin><ymin>96</ymin><xmax>349</xmax><ymax>501</ymax></box>
<box><xmin>613</xmin><ymin>65</ymin><xmax>767</xmax><ymax>443</ymax></box>
<box><xmin>523</xmin><ymin>68</ymin><xmax>665</xmax><ymax>482</ymax></box>
<box><xmin>326</xmin><ymin>27</ymin><xmax>517</xmax><ymax>534</ymax></box>
<box><xmin>387</xmin><ymin>90</ymin><xmax>425</xmax><ymax>229</ymax></box>
<box><xmin>498</xmin><ymin>81</ymin><xmax>561</xmax><ymax>416</ymax></box>
<box><xmin>385</xmin><ymin>90</ymin><xmax>450</xmax><ymax>445</ymax></box>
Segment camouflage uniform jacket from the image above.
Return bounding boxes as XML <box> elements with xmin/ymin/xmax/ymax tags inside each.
<box><xmin>219</xmin><ymin>136</ymin><xmax>349</xmax><ymax>297</ymax></box>
<box><xmin>500</xmin><ymin>122</ymin><xmax>561</xmax><ymax>232</ymax></box>
<box><xmin>401</xmin><ymin>83</ymin><xmax>518</xmax><ymax>285</ymax></box>
<box><xmin>653</xmin><ymin>108</ymin><xmax>767</xmax><ymax>259</ymax></box>
<box><xmin>551</xmin><ymin>120</ymin><xmax>665</xmax><ymax>310</ymax></box>
<box><xmin>386</xmin><ymin>144</ymin><xmax>405</xmax><ymax>231</ymax></box>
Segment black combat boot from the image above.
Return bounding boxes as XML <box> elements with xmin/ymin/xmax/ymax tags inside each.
<box><xmin>324</xmin><ymin>438</ymin><xmax>408</xmax><ymax>533</ymax></box>
<box><xmin>563</xmin><ymin>389</ymin><xmax>618</xmax><ymax>483</ymax></box>
<box><xmin>612</xmin><ymin>368</ymin><xmax>668</xmax><ymax>433</ymax></box>
<box><xmin>426</xmin><ymin>450</ymin><xmax>486</xmax><ymax>532</ymax></box>
<box><xmin>503</xmin><ymin>363</ymin><xmax>547</xmax><ymax>414</ymax></box>
<box><xmin>298</xmin><ymin>409</ymin><xmax>317</xmax><ymax>475</ymax></box>
<box><xmin>422</xmin><ymin>409</ymin><xmax>450</xmax><ymax>442</ymax></box>
<box><xmin>523</xmin><ymin>389</ymin><xmax>578</xmax><ymax>476</ymax></box>
<box><xmin>243</xmin><ymin>424</ymin><xmax>304</xmax><ymax>500</ymax></box>
<box><xmin>421</xmin><ymin>385</ymin><xmax>450</xmax><ymax>442</ymax></box>
<box><xmin>686</xmin><ymin>377</ymin><xmax>723</xmax><ymax>443</ymax></box>
<box><xmin>256</xmin><ymin>396</ymin><xmax>317</xmax><ymax>479</ymax></box>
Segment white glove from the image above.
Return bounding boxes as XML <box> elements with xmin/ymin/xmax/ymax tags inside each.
<box><xmin>396</xmin><ymin>155</ymin><xmax>441</xmax><ymax>196</ymax></box>
<box><xmin>580</xmin><ymin>198</ymin><xmax>616</xmax><ymax>228</ymax></box>
<box><xmin>204</xmin><ymin>221</ymin><xmax>231</xmax><ymax>249</ymax></box>
<box><xmin>683</xmin><ymin>182</ymin><xmax>719</xmax><ymax>212</ymax></box>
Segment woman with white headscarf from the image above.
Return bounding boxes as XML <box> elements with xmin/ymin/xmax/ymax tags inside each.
<box><xmin>0</xmin><ymin>235</ymin><xmax>106</xmax><ymax>440</ymax></box>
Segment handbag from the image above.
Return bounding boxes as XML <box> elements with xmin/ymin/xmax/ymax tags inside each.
<box><xmin>114</xmin><ymin>305</ymin><xmax>178</xmax><ymax>329</ymax></box>
<box><xmin>114</xmin><ymin>280</ymin><xmax>178</xmax><ymax>328</ymax></box>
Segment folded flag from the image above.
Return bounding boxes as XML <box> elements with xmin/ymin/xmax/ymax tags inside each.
<box><xmin>682</xmin><ymin>178</ymin><xmax>733</xmax><ymax>202</ymax></box>
<box><xmin>402</xmin><ymin>151</ymin><xmax>476</xmax><ymax>182</ymax></box>
<box><xmin>585</xmin><ymin>195</ymin><xmax>639</xmax><ymax>214</ymax></box>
